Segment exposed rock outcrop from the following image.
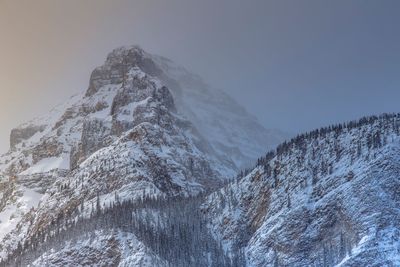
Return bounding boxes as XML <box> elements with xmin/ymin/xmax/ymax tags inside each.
<box><xmin>10</xmin><ymin>125</ymin><xmax>46</xmax><ymax>150</ymax></box>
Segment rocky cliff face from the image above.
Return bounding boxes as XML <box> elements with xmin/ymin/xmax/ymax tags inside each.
<box><xmin>203</xmin><ymin>114</ymin><xmax>400</xmax><ymax>266</ymax></box>
<box><xmin>9</xmin><ymin>125</ymin><xmax>46</xmax><ymax>151</ymax></box>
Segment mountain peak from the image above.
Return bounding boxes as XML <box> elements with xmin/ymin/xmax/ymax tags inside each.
<box><xmin>0</xmin><ymin>46</ymin><xmax>288</xmax><ymax>262</ymax></box>
<box><xmin>108</xmin><ymin>45</ymin><xmax>146</xmax><ymax>57</ymax></box>
<box><xmin>86</xmin><ymin>45</ymin><xmax>162</xmax><ymax>97</ymax></box>
<box><xmin>84</xmin><ymin>45</ymin><xmax>287</xmax><ymax>170</ymax></box>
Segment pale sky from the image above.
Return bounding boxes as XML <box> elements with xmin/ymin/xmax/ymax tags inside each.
<box><xmin>1</xmin><ymin>0</ymin><xmax>400</xmax><ymax>153</ymax></box>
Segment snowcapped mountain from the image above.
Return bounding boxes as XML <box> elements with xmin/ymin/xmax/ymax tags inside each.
<box><xmin>0</xmin><ymin>46</ymin><xmax>286</xmax><ymax>265</ymax></box>
<box><xmin>204</xmin><ymin>114</ymin><xmax>400</xmax><ymax>266</ymax></box>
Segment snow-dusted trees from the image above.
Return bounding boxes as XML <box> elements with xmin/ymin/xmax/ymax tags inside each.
<box><xmin>256</xmin><ymin>113</ymin><xmax>400</xmax><ymax>170</ymax></box>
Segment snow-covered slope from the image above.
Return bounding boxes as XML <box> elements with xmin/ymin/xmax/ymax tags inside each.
<box><xmin>204</xmin><ymin>114</ymin><xmax>400</xmax><ymax>266</ymax></box>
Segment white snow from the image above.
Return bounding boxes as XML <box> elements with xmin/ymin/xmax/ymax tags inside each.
<box><xmin>20</xmin><ymin>155</ymin><xmax>70</xmax><ymax>175</ymax></box>
<box><xmin>0</xmin><ymin>186</ymin><xmax>42</xmax><ymax>241</ymax></box>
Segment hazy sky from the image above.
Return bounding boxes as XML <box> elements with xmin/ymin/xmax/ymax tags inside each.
<box><xmin>1</xmin><ymin>0</ymin><xmax>400</xmax><ymax>153</ymax></box>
